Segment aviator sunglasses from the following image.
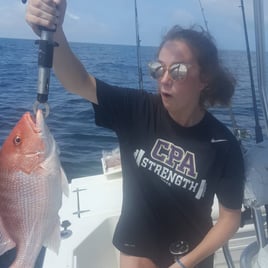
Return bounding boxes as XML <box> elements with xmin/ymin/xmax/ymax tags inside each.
<box><xmin>148</xmin><ymin>61</ymin><xmax>192</xmax><ymax>81</ymax></box>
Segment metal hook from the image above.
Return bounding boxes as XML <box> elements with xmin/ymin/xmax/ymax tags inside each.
<box><xmin>33</xmin><ymin>101</ymin><xmax>50</xmax><ymax>118</ymax></box>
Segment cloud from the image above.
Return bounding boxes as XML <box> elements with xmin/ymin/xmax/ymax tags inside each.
<box><xmin>0</xmin><ymin>2</ymin><xmax>33</xmax><ymax>39</ymax></box>
<box><xmin>171</xmin><ymin>9</ymin><xmax>196</xmax><ymax>26</ymax></box>
<box><xmin>0</xmin><ymin>3</ymin><xmax>25</xmax><ymax>27</ymax></box>
<box><xmin>66</xmin><ymin>11</ymin><xmax>80</xmax><ymax>21</ymax></box>
<box><xmin>0</xmin><ymin>0</ymin><xmax>267</xmax><ymax>49</ymax></box>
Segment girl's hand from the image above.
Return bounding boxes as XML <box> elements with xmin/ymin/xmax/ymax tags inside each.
<box><xmin>168</xmin><ymin>257</ymin><xmax>193</xmax><ymax>268</ymax></box>
<box><xmin>25</xmin><ymin>0</ymin><xmax>66</xmax><ymax>35</ymax></box>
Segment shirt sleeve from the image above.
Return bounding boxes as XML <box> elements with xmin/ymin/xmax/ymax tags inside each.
<box><xmin>216</xmin><ymin>140</ymin><xmax>245</xmax><ymax>209</ymax></box>
<box><xmin>92</xmin><ymin>79</ymin><xmax>151</xmax><ymax>133</ymax></box>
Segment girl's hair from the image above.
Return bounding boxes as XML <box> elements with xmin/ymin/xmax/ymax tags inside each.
<box><xmin>158</xmin><ymin>25</ymin><xmax>236</xmax><ymax>108</ymax></box>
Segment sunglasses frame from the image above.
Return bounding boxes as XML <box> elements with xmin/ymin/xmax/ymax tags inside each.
<box><xmin>148</xmin><ymin>61</ymin><xmax>192</xmax><ymax>81</ymax></box>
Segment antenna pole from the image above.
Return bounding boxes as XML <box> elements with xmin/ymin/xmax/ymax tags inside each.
<box><xmin>134</xmin><ymin>0</ymin><xmax>143</xmax><ymax>90</ymax></box>
<box><xmin>253</xmin><ymin>0</ymin><xmax>268</xmax><ymax>135</ymax></box>
<box><xmin>240</xmin><ymin>0</ymin><xmax>263</xmax><ymax>143</ymax></box>
<box><xmin>198</xmin><ymin>0</ymin><xmax>209</xmax><ymax>32</ymax></box>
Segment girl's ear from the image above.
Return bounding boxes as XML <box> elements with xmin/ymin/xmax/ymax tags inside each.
<box><xmin>199</xmin><ymin>73</ymin><xmax>210</xmax><ymax>92</ymax></box>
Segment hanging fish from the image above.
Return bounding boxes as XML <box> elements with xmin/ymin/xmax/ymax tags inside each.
<box><xmin>0</xmin><ymin>109</ymin><xmax>69</xmax><ymax>268</ymax></box>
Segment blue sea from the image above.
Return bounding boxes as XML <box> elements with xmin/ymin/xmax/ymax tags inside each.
<box><xmin>0</xmin><ymin>38</ymin><xmax>266</xmax><ymax>180</ymax></box>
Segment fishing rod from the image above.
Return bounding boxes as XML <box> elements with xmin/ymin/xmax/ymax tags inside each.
<box><xmin>198</xmin><ymin>0</ymin><xmax>209</xmax><ymax>32</ymax></box>
<box><xmin>197</xmin><ymin>0</ymin><xmax>248</xmax><ymax>143</ymax></box>
<box><xmin>22</xmin><ymin>0</ymin><xmax>58</xmax><ymax>117</ymax></box>
<box><xmin>240</xmin><ymin>0</ymin><xmax>263</xmax><ymax>143</ymax></box>
<box><xmin>134</xmin><ymin>0</ymin><xmax>143</xmax><ymax>90</ymax></box>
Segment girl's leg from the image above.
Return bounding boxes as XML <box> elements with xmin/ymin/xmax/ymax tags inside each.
<box><xmin>120</xmin><ymin>252</ymin><xmax>158</xmax><ymax>268</ymax></box>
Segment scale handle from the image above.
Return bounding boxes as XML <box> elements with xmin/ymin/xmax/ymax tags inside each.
<box><xmin>22</xmin><ymin>0</ymin><xmax>57</xmax><ymax>116</ymax></box>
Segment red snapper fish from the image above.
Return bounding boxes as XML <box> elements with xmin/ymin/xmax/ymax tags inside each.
<box><xmin>0</xmin><ymin>109</ymin><xmax>69</xmax><ymax>267</ymax></box>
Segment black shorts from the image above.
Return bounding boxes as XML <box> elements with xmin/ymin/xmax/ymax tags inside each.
<box><xmin>113</xmin><ymin>229</ymin><xmax>214</xmax><ymax>268</ymax></box>
<box><xmin>113</xmin><ymin>209</ymin><xmax>213</xmax><ymax>267</ymax></box>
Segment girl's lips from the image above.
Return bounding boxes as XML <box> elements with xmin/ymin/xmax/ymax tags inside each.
<box><xmin>161</xmin><ymin>91</ymin><xmax>172</xmax><ymax>98</ymax></box>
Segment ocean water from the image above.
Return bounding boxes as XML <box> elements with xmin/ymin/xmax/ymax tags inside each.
<box><xmin>0</xmin><ymin>38</ymin><xmax>266</xmax><ymax>180</ymax></box>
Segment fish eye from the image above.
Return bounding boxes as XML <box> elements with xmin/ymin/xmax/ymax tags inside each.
<box><xmin>13</xmin><ymin>135</ymin><xmax>22</xmax><ymax>145</ymax></box>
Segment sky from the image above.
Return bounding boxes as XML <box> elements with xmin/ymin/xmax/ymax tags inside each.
<box><xmin>0</xmin><ymin>0</ymin><xmax>267</xmax><ymax>50</ymax></box>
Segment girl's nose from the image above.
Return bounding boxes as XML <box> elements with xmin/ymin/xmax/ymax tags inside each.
<box><xmin>159</xmin><ymin>69</ymin><xmax>172</xmax><ymax>84</ymax></box>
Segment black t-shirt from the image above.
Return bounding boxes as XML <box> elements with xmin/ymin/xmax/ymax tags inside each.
<box><xmin>93</xmin><ymin>79</ymin><xmax>245</xmax><ymax>266</ymax></box>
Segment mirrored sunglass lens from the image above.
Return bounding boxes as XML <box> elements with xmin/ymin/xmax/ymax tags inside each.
<box><xmin>149</xmin><ymin>62</ymin><xmax>164</xmax><ymax>79</ymax></box>
<box><xmin>170</xmin><ymin>64</ymin><xmax>188</xmax><ymax>80</ymax></box>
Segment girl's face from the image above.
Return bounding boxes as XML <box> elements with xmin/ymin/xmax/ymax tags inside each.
<box><xmin>157</xmin><ymin>40</ymin><xmax>207</xmax><ymax>117</ymax></box>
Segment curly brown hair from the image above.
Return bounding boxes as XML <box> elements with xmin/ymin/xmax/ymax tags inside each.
<box><xmin>157</xmin><ymin>25</ymin><xmax>236</xmax><ymax>108</ymax></box>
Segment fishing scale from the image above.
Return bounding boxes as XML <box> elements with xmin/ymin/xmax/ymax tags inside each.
<box><xmin>22</xmin><ymin>0</ymin><xmax>58</xmax><ymax>117</ymax></box>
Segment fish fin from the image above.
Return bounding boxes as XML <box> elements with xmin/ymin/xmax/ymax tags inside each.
<box><xmin>43</xmin><ymin>222</ymin><xmax>61</xmax><ymax>254</ymax></box>
<box><xmin>0</xmin><ymin>217</ymin><xmax>16</xmax><ymax>255</ymax></box>
<box><xmin>60</xmin><ymin>167</ymin><xmax>70</xmax><ymax>197</ymax></box>
<box><xmin>0</xmin><ymin>238</ymin><xmax>16</xmax><ymax>256</ymax></box>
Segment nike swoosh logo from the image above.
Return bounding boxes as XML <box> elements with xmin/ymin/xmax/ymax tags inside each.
<box><xmin>211</xmin><ymin>138</ymin><xmax>228</xmax><ymax>143</ymax></box>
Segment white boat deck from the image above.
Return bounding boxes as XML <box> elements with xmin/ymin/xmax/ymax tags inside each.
<box><xmin>41</xmin><ymin>171</ymin><xmax>263</xmax><ymax>268</ymax></box>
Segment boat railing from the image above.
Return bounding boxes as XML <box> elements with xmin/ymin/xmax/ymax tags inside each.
<box><xmin>229</xmin><ymin>140</ymin><xmax>268</xmax><ymax>267</ymax></box>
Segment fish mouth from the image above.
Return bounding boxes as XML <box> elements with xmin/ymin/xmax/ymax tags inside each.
<box><xmin>23</xmin><ymin>111</ymin><xmax>38</xmax><ymax>132</ymax></box>
<box><xmin>24</xmin><ymin>110</ymin><xmax>45</xmax><ymax>133</ymax></box>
